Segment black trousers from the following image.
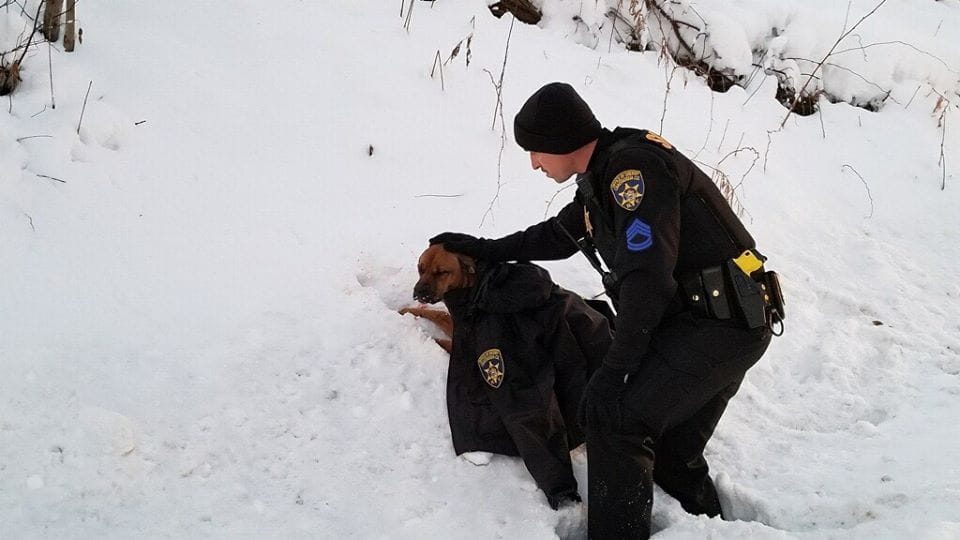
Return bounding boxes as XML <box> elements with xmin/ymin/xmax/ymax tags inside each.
<box><xmin>586</xmin><ymin>313</ymin><xmax>771</xmax><ymax>539</ymax></box>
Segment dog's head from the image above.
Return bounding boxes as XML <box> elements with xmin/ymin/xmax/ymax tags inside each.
<box><xmin>413</xmin><ymin>243</ymin><xmax>477</xmax><ymax>304</ymax></box>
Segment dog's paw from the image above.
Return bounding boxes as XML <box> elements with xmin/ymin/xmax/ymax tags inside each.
<box><xmin>460</xmin><ymin>451</ymin><xmax>493</xmax><ymax>466</ymax></box>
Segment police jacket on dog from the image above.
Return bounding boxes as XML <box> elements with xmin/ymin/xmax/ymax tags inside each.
<box><xmin>441</xmin><ymin>261</ymin><xmax>611</xmax><ymax>505</ymax></box>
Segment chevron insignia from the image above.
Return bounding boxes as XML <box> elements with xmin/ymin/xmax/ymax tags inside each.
<box><xmin>626</xmin><ymin>218</ymin><xmax>653</xmax><ymax>252</ymax></box>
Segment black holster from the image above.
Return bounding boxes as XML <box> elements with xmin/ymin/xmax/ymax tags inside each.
<box><xmin>679</xmin><ymin>263</ymin><xmax>770</xmax><ymax>330</ymax></box>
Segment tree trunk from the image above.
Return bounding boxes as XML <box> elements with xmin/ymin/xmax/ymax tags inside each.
<box><xmin>63</xmin><ymin>0</ymin><xmax>76</xmax><ymax>52</ymax></box>
<box><xmin>43</xmin><ymin>0</ymin><xmax>64</xmax><ymax>42</ymax></box>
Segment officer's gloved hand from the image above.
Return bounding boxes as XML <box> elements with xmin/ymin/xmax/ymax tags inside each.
<box><xmin>430</xmin><ymin>232</ymin><xmax>504</xmax><ymax>261</ymax></box>
<box><xmin>546</xmin><ymin>487</ymin><xmax>582</xmax><ymax>510</ymax></box>
<box><xmin>578</xmin><ymin>364</ymin><xmax>634</xmax><ymax>432</ymax></box>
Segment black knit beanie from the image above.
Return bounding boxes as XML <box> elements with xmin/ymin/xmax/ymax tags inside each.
<box><xmin>514</xmin><ymin>82</ymin><xmax>601</xmax><ymax>154</ymax></box>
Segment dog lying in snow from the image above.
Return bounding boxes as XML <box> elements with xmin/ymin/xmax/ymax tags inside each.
<box><xmin>401</xmin><ymin>242</ymin><xmax>613</xmax><ymax>509</ymax></box>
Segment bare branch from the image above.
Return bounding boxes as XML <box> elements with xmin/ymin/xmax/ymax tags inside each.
<box><xmin>543</xmin><ymin>183</ymin><xmax>576</xmax><ymax>219</ymax></box>
<box><xmin>36</xmin><ymin>173</ymin><xmax>66</xmax><ymax>183</ymax></box>
<box><xmin>841</xmin><ymin>164</ymin><xmax>874</xmax><ymax>217</ymax></box>
<box><xmin>780</xmin><ymin>0</ymin><xmax>889</xmax><ymax>128</ymax></box>
<box><xmin>414</xmin><ymin>193</ymin><xmax>464</xmax><ymax>199</ymax></box>
<box><xmin>481</xmin><ymin>16</ymin><xmax>516</xmax><ymax>228</ymax></box>
<box><xmin>832</xmin><ymin>40</ymin><xmax>959</xmax><ymax>75</ymax></box>
<box><xmin>77</xmin><ymin>79</ymin><xmax>92</xmax><ymax>133</ymax></box>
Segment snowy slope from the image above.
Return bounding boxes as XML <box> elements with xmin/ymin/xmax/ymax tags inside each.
<box><xmin>1</xmin><ymin>0</ymin><xmax>959</xmax><ymax>538</ymax></box>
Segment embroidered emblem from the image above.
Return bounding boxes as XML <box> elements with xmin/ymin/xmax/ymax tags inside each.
<box><xmin>477</xmin><ymin>349</ymin><xmax>505</xmax><ymax>389</ymax></box>
<box><xmin>644</xmin><ymin>131</ymin><xmax>674</xmax><ymax>150</ymax></box>
<box><xmin>626</xmin><ymin>218</ymin><xmax>653</xmax><ymax>252</ymax></box>
<box><xmin>610</xmin><ymin>169</ymin><xmax>645</xmax><ymax>211</ymax></box>
<box><xmin>584</xmin><ymin>208</ymin><xmax>594</xmax><ymax>237</ymax></box>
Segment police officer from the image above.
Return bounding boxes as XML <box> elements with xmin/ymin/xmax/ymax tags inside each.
<box><xmin>432</xmin><ymin>82</ymin><xmax>773</xmax><ymax>538</ymax></box>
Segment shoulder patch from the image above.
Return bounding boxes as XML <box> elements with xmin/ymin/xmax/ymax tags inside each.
<box><xmin>610</xmin><ymin>169</ymin><xmax>645</xmax><ymax>211</ymax></box>
<box><xmin>477</xmin><ymin>349</ymin><xmax>505</xmax><ymax>389</ymax></box>
<box><xmin>626</xmin><ymin>218</ymin><xmax>653</xmax><ymax>252</ymax></box>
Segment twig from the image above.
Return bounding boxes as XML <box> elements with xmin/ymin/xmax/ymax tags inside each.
<box><xmin>716</xmin><ymin>146</ymin><xmax>761</xmax><ymax>191</ymax></box>
<box><xmin>832</xmin><ymin>41</ymin><xmax>958</xmax><ymax>75</ymax></box>
<box><xmin>15</xmin><ymin>0</ymin><xmax>44</xmax><ymax>68</ymax></box>
<box><xmin>488</xmin><ymin>16</ymin><xmax>515</xmax><ymax>130</ymax></box>
<box><xmin>905</xmin><ymin>84</ymin><xmax>921</xmax><ymax>110</ymax></box>
<box><xmin>77</xmin><ymin>79</ymin><xmax>91</xmax><ymax>134</ymax></box>
<box><xmin>818</xmin><ymin>105</ymin><xmax>825</xmax><ymax>138</ymax></box>
<box><xmin>763</xmin><ymin>130</ymin><xmax>775</xmax><ymax>173</ymax></box>
<box><xmin>782</xmin><ymin>56</ymin><xmax>897</xmax><ymax>102</ymax></box>
<box><xmin>480</xmin><ymin>16</ymin><xmax>516</xmax><ymax>228</ymax></box>
<box><xmin>659</xmin><ymin>63</ymin><xmax>678</xmax><ymax>135</ymax></box>
<box><xmin>24</xmin><ymin>213</ymin><xmax>35</xmax><ymax>232</ymax></box>
<box><xmin>693</xmin><ymin>158</ymin><xmax>745</xmax><ymax>217</ymax></box>
<box><xmin>646</xmin><ymin>0</ymin><xmax>699</xmax><ymax>60</ymax></box>
<box><xmin>841</xmin><ymin>0</ymin><xmax>853</xmax><ymax>34</ymax></box>
<box><xmin>936</xmin><ymin>103</ymin><xmax>947</xmax><ymax>190</ymax></box>
<box><xmin>48</xmin><ymin>39</ymin><xmax>55</xmax><ymax>108</ymax></box>
<box><xmin>742</xmin><ymin>72</ymin><xmax>770</xmax><ymax>107</ymax></box>
<box><xmin>780</xmin><ymin>0</ymin><xmax>889</xmax><ymax>128</ymax></box>
<box><xmin>16</xmin><ymin>134</ymin><xmax>52</xmax><ymax>141</ymax></box>
<box><xmin>608</xmin><ymin>0</ymin><xmax>623</xmax><ymax>53</ymax></box>
<box><xmin>414</xmin><ymin>193</ymin><xmax>464</xmax><ymax>199</ymax></box>
<box><xmin>716</xmin><ymin>119</ymin><xmax>730</xmax><ymax>152</ymax></box>
<box><xmin>543</xmin><ymin>183</ymin><xmax>576</xmax><ymax>218</ymax></box>
<box><xmin>403</xmin><ymin>0</ymin><xmax>414</xmax><ymax>32</ymax></box>
<box><xmin>36</xmin><ymin>173</ymin><xmax>66</xmax><ymax>183</ymax></box>
<box><xmin>841</xmin><ymin>164</ymin><xmax>874</xmax><ymax>217</ymax></box>
<box><xmin>430</xmin><ymin>50</ymin><xmax>444</xmax><ymax>91</ymax></box>
<box><xmin>694</xmin><ymin>89</ymin><xmax>715</xmax><ymax>158</ymax></box>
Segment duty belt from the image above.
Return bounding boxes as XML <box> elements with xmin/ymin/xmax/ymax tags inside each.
<box><xmin>679</xmin><ymin>250</ymin><xmax>785</xmax><ymax>334</ymax></box>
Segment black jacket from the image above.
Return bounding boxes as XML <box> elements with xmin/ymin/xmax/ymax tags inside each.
<box><xmin>442</xmin><ymin>262</ymin><xmax>611</xmax><ymax>501</ymax></box>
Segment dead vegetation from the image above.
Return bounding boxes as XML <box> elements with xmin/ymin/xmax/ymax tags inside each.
<box><xmin>1</xmin><ymin>0</ymin><xmax>79</xmax><ymax>98</ymax></box>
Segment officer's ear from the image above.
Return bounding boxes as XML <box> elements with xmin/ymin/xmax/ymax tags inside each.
<box><xmin>456</xmin><ymin>254</ymin><xmax>476</xmax><ymax>275</ymax></box>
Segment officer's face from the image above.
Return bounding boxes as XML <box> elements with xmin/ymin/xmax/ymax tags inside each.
<box><xmin>530</xmin><ymin>151</ymin><xmax>576</xmax><ymax>183</ymax></box>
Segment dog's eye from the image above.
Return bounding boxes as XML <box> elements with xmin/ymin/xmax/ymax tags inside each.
<box><xmin>434</xmin><ymin>270</ymin><xmax>450</xmax><ymax>276</ymax></box>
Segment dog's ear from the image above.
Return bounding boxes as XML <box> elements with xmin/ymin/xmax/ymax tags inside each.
<box><xmin>456</xmin><ymin>253</ymin><xmax>476</xmax><ymax>275</ymax></box>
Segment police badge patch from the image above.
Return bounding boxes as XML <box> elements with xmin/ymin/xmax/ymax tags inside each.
<box><xmin>610</xmin><ymin>169</ymin><xmax>645</xmax><ymax>211</ymax></box>
<box><xmin>477</xmin><ymin>349</ymin><xmax>505</xmax><ymax>389</ymax></box>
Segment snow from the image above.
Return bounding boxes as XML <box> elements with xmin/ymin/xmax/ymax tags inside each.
<box><xmin>1</xmin><ymin>0</ymin><xmax>958</xmax><ymax>538</ymax></box>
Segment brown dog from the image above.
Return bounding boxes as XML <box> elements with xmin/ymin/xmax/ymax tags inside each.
<box><xmin>399</xmin><ymin>244</ymin><xmax>477</xmax><ymax>353</ymax></box>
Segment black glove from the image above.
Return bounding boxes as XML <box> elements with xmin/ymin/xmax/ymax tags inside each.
<box><xmin>577</xmin><ymin>364</ymin><xmax>634</xmax><ymax>432</ymax></box>
<box><xmin>429</xmin><ymin>232</ymin><xmax>495</xmax><ymax>260</ymax></box>
<box><xmin>546</xmin><ymin>487</ymin><xmax>582</xmax><ymax>510</ymax></box>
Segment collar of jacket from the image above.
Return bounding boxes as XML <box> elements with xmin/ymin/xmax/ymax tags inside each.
<box><xmin>585</xmin><ymin>127</ymin><xmax>616</xmax><ymax>174</ymax></box>
<box><xmin>441</xmin><ymin>262</ymin><xmax>555</xmax><ymax>318</ymax></box>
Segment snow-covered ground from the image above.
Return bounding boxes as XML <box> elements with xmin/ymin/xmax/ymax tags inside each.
<box><xmin>1</xmin><ymin>0</ymin><xmax>958</xmax><ymax>537</ymax></box>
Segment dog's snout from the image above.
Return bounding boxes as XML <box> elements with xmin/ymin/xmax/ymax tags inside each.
<box><xmin>413</xmin><ymin>280</ymin><xmax>437</xmax><ymax>303</ymax></box>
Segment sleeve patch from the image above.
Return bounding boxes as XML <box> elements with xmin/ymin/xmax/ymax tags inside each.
<box><xmin>626</xmin><ymin>218</ymin><xmax>653</xmax><ymax>252</ymax></box>
<box><xmin>610</xmin><ymin>169</ymin><xmax>645</xmax><ymax>211</ymax></box>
